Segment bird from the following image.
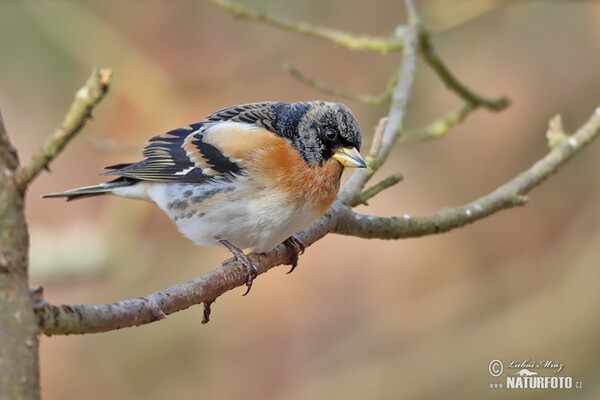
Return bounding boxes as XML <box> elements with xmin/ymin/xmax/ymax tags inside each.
<box><xmin>43</xmin><ymin>101</ymin><xmax>366</xmax><ymax>294</ymax></box>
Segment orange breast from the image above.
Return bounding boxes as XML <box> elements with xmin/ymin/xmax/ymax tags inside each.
<box><xmin>248</xmin><ymin>140</ymin><xmax>343</xmax><ymax>214</ymax></box>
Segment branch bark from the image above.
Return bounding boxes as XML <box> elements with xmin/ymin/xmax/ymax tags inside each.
<box><xmin>0</xmin><ymin>68</ymin><xmax>112</xmax><ymax>398</ymax></box>
<box><xmin>0</xmin><ymin>114</ymin><xmax>41</xmax><ymax>399</ymax></box>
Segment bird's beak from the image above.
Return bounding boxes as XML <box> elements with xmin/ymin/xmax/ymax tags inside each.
<box><xmin>333</xmin><ymin>147</ymin><xmax>367</xmax><ymax>168</ymax></box>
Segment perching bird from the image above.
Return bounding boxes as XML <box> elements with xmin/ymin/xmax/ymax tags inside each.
<box><xmin>44</xmin><ymin>101</ymin><xmax>366</xmax><ymax>293</ymax></box>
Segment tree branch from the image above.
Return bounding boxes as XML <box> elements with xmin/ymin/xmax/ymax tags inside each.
<box><xmin>210</xmin><ymin>0</ymin><xmax>403</xmax><ymax>53</ymax></box>
<box><xmin>337</xmin><ymin>19</ymin><xmax>420</xmax><ymax>206</ymax></box>
<box><xmin>400</xmin><ymin>102</ymin><xmax>477</xmax><ymax>143</ymax></box>
<box><xmin>283</xmin><ymin>63</ymin><xmax>398</xmax><ymax>106</ymax></box>
<box><xmin>351</xmin><ymin>173</ymin><xmax>404</xmax><ymax>207</ymax></box>
<box><xmin>419</xmin><ymin>29</ymin><xmax>509</xmax><ymax>111</ymax></box>
<box><xmin>0</xmin><ymin>111</ymin><xmax>41</xmax><ymax>398</ymax></box>
<box><xmin>15</xmin><ymin>68</ymin><xmax>112</xmax><ymax>192</ymax></box>
<box><xmin>335</xmin><ymin>108</ymin><xmax>600</xmax><ymax>238</ymax></box>
<box><xmin>35</xmin><ymin>207</ymin><xmax>339</xmax><ymax>334</ymax></box>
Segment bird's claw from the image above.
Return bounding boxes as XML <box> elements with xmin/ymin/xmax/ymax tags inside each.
<box><xmin>240</xmin><ymin>257</ymin><xmax>258</xmax><ymax>296</ymax></box>
<box><xmin>220</xmin><ymin>239</ymin><xmax>258</xmax><ymax>295</ymax></box>
<box><xmin>284</xmin><ymin>236</ymin><xmax>306</xmax><ymax>274</ymax></box>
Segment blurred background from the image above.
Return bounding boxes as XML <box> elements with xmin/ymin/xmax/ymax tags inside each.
<box><xmin>1</xmin><ymin>0</ymin><xmax>600</xmax><ymax>399</ymax></box>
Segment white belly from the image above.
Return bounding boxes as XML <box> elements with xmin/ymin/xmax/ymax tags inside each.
<box><xmin>144</xmin><ymin>180</ymin><xmax>320</xmax><ymax>253</ymax></box>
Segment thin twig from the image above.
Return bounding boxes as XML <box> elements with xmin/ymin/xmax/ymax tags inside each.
<box><xmin>367</xmin><ymin>117</ymin><xmax>387</xmax><ymax>162</ymax></box>
<box><xmin>283</xmin><ymin>63</ymin><xmax>398</xmax><ymax>106</ymax></box>
<box><xmin>336</xmin><ymin>108</ymin><xmax>600</xmax><ymax>238</ymax></box>
<box><xmin>351</xmin><ymin>173</ymin><xmax>404</xmax><ymax>207</ymax></box>
<box><xmin>419</xmin><ymin>29</ymin><xmax>509</xmax><ymax>111</ymax></box>
<box><xmin>400</xmin><ymin>102</ymin><xmax>476</xmax><ymax>143</ymax></box>
<box><xmin>15</xmin><ymin>68</ymin><xmax>112</xmax><ymax>192</ymax></box>
<box><xmin>202</xmin><ymin>300</ymin><xmax>214</xmax><ymax>324</ymax></box>
<box><xmin>210</xmin><ymin>0</ymin><xmax>403</xmax><ymax>54</ymax></box>
<box><xmin>378</xmin><ymin>23</ymin><xmax>419</xmax><ymax>156</ymax></box>
<box><xmin>337</xmin><ymin>21</ymin><xmax>421</xmax><ymax>206</ymax></box>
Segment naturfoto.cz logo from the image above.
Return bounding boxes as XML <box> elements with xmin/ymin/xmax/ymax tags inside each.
<box><xmin>488</xmin><ymin>359</ymin><xmax>583</xmax><ymax>390</ymax></box>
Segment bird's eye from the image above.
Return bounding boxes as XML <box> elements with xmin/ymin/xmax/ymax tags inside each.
<box><xmin>324</xmin><ymin>128</ymin><xmax>338</xmax><ymax>141</ymax></box>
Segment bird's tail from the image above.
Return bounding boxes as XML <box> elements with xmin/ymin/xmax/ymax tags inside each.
<box><xmin>42</xmin><ymin>177</ymin><xmax>138</xmax><ymax>201</ymax></box>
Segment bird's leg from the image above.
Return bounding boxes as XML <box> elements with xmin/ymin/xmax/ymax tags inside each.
<box><xmin>283</xmin><ymin>235</ymin><xmax>306</xmax><ymax>274</ymax></box>
<box><xmin>219</xmin><ymin>239</ymin><xmax>257</xmax><ymax>296</ymax></box>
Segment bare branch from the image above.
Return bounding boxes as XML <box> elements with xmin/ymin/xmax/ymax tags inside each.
<box><xmin>335</xmin><ymin>108</ymin><xmax>600</xmax><ymax>238</ymax></box>
<box><xmin>210</xmin><ymin>0</ymin><xmax>403</xmax><ymax>53</ymax></box>
<box><xmin>350</xmin><ymin>173</ymin><xmax>404</xmax><ymax>207</ymax></box>
<box><xmin>0</xmin><ymin>113</ymin><xmax>41</xmax><ymax>399</ymax></box>
<box><xmin>378</xmin><ymin>24</ymin><xmax>419</xmax><ymax>156</ymax></box>
<box><xmin>419</xmin><ymin>29</ymin><xmax>509</xmax><ymax>111</ymax></box>
<box><xmin>35</xmin><ymin>207</ymin><xmax>339</xmax><ymax>335</ymax></box>
<box><xmin>400</xmin><ymin>102</ymin><xmax>476</xmax><ymax>143</ymax></box>
<box><xmin>15</xmin><ymin>68</ymin><xmax>112</xmax><ymax>192</ymax></box>
<box><xmin>283</xmin><ymin>63</ymin><xmax>398</xmax><ymax>106</ymax></box>
<box><xmin>337</xmin><ymin>21</ymin><xmax>420</xmax><ymax>206</ymax></box>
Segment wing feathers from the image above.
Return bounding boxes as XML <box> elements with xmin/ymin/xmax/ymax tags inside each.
<box><xmin>102</xmin><ymin>123</ymin><xmax>199</xmax><ymax>182</ymax></box>
<box><xmin>101</xmin><ymin>110</ymin><xmax>284</xmax><ymax>184</ymax></box>
<box><xmin>42</xmin><ymin>177</ymin><xmax>138</xmax><ymax>201</ymax></box>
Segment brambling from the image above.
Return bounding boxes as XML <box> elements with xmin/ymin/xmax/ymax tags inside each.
<box><xmin>44</xmin><ymin>101</ymin><xmax>366</xmax><ymax>293</ymax></box>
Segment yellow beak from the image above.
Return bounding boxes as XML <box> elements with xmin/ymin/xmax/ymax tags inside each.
<box><xmin>332</xmin><ymin>147</ymin><xmax>367</xmax><ymax>168</ymax></box>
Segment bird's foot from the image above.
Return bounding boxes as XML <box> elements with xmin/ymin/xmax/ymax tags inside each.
<box><xmin>284</xmin><ymin>235</ymin><xmax>306</xmax><ymax>274</ymax></box>
<box><xmin>220</xmin><ymin>240</ymin><xmax>258</xmax><ymax>296</ymax></box>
